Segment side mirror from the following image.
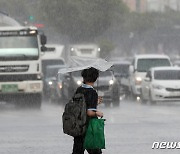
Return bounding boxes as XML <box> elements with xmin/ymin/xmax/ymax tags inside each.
<box><xmin>41</xmin><ymin>45</ymin><xmax>47</xmax><ymax>52</ymax></box>
<box><xmin>40</xmin><ymin>34</ymin><xmax>47</xmax><ymax>45</ymax></box>
<box><xmin>129</xmin><ymin>65</ymin><xmax>134</xmax><ymax>73</ymax></box>
<box><xmin>174</xmin><ymin>64</ymin><xmax>179</xmax><ymax>67</ymax></box>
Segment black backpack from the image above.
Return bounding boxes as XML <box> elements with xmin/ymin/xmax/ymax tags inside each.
<box><xmin>62</xmin><ymin>93</ymin><xmax>87</xmax><ymax>137</ymax></box>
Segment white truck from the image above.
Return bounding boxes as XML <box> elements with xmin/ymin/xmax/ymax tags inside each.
<box><xmin>41</xmin><ymin>44</ymin><xmax>65</xmax><ymax>75</ymax></box>
<box><xmin>68</xmin><ymin>44</ymin><xmax>100</xmax><ymax>58</ymax></box>
<box><xmin>0</xmin><ymin>26</ymin><xmax>47</xmax><ymax>107</ymax></box>
<box><xmin>128</xmin><ymin>54</ymin><xmax>172</xmax><ymax>100</ymax></box>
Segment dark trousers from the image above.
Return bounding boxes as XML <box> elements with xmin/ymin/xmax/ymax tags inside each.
<box><xmin>72</xmin><ymin>136</ymin><xmax>102</xmax><ymax>154</ymax></box>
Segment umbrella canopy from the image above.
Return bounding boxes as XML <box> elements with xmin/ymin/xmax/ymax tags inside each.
<box><xmin>58</xmin><ymin>56</ymin><xmax>113</xmax><ymax>74</ymax></box>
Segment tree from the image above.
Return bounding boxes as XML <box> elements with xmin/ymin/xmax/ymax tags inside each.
<box><xmin>40</xmin><ymin>0</ymin><xmax>129</xmax><ymax>42</ymax></box>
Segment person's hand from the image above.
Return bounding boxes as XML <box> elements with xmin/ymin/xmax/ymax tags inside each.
<box><xmin>96</xmin><ymin>111</ymin><xmax>103</xmax><ymax>118</ymax></box>
<box><xmin>98</xmin><ymin>96</ymin><xmax>103</xmax><ymax>104</ymax></box>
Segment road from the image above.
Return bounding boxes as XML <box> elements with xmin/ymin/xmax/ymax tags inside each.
<box><xmin>0</xmin><ymin>99</ymin><xmax>180</xmax><ymax>154</ymax></box>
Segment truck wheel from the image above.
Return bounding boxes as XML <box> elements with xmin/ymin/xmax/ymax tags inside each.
<box><xmin>30</xmin><ymin>94</ymin><xmax>42</xmax><ymax>108</ymax></box>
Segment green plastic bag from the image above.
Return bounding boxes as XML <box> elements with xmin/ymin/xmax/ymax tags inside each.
<box><xmin>84</xmin><ymin>118</ymin><xmax>105</xmax><ymax>149</ymax></box>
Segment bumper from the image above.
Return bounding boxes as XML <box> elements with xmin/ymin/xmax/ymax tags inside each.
<box><xmin>152</xmin><ymin>89</ymin><xmax>180</xmax><ymax>101</ymax></box>
<box><xmin>0</xmin><ymin>80</ymin><xmax>43</xmax><ymax>94</ymax></box>
<box><xmin>97</xmin><ymin>87</ymin><xmax>113</xmax><ymax>101</ymax></box>
<box><xmin>132</xmin><ymin>85</ymin><xmax>141</xmax><ymax>95</ymax></box>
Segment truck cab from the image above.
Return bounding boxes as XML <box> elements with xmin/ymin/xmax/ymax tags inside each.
<box><xmin>0</xmin><ymin>26</ymin><xmax>46</xmax><ymax>107</ymax></box>
<box><xmin>69</xmin><ymin>44</ymin><xmax>100</xmax><ymax>58</ymax></box>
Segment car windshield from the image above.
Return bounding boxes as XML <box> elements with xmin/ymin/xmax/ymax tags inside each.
<box><xmin>71</xmin><ymin>71</ymin><xmax>81</xmax><ymax>77</ymax></box>
<box><xmin>137</xmin><ymin>59</ymin><xmax>171</xmax><ymax>72</ymax></box>
<box><xmin>0</xmin><ymin>36</ymin><xmax>38</xmax><ymax>60</ymax></box>
<box><xmin>46</xmin><ymin>66</ymin><xmax>61</xmax><ymax>78</ymax></box>
<box><xmin>154</xmin><ymin>70</ymin><xmax>180</xmax><ymax>80</ymax></box>
<box><xmin>99</xmin><ymin>71</ymin><xmax>112</xmax><ymax>77</ymax></box>
<box><xmin>111</xmin><ymin>64</ymin><xmax>129</xmax><ymax>75</ymax></box>
<box><xmin>42</xmin><ymin>60</ymin><xmax>64</xmax><ymax>76</ymax></box>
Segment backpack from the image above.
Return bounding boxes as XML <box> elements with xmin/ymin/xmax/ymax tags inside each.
<box><xmin>62</xmin><ymin>93</ymin><xmax>87</xmax><ymax>137</ymax></box>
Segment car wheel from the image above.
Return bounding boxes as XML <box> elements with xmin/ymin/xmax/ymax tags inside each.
<box><xmin>112</xmin><ymin>87</ymin><xmax>120</xmax><ymax>107</ymax></box>
<box><xmin>113</xmin><ymin>100</ymin><xmax>120</xmax><ymax>107</ymax></box>
<box><xmin>141</xmin><ymin>97</ymin><xmax>147</xmax><ymax>104</ymax></box>
<box><xmin>130</xmin><ymin>91</ymin><xmax>136</xmax><ymax>102</ymax></box>
<box><xmin>149</xmin><ymin>91</ymin><xmax>156</xmax><ymax>105</ymax></box>
<box><xmin>140</xmin><ymin>89</ymin><xmax>147</xmax><ymax>104</ymax></box>
<box><xmin>104</xmin><ymin>102</ymin><xmax>111</xmax><ymax>107</ymax></box>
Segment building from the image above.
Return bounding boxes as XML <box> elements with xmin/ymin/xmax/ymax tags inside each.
<box><xmin>123</xmin><ymin>0</ymin><xmax>180</xmax><ymax>13</ymax></box>
<box><xmin>123</xmin><ymin>0</ymin><xmax>147</xmax><ymax>12</ymax></box>
<box><xmin>146</xmin><ymin>0</ymin><xmax>180</xmax><ymax>12</ymax></box>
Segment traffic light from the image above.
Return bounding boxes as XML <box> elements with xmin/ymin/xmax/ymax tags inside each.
<box><xmin>29</xmin><ymin>16</ymin><xmax>35</xmax><ymax>21</ymax></box>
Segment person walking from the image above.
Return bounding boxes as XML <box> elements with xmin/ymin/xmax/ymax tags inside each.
<box><xmin>72</xmin><ymin>67</ymin><xmax>103</xmax><ymax>154</ymax></box>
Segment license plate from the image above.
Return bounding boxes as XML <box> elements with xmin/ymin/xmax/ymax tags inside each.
<box><xmin>2</xmin><ymin>84</ymin><xmax>18</xmax><ymax>93</ymax></box>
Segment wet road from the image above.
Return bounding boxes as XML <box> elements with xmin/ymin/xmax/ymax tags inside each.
<box><xmin>0</xmin><ymin>100</ymin><xmax>180</xmax><ymax>154</ymax></box>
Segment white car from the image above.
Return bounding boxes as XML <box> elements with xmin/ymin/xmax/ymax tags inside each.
<box><xmin>141</xmin><ymin>67</ymin><xmax>180</xmax><ymax>104</ymax></box>
<box><xmin>129</xmin><ymin>54</ymin><xmax>172</xmax><ymax>99</ymax></box>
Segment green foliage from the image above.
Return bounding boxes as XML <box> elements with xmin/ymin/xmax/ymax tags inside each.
<box><xmin>99</xmin><ymin>39</ymin><xmax>115</xmax><ymax>58</ymax></box>
<box><xmin>124</xmin><ymin>12</ymin><xmax>155</xmax><ymax>35</ymax></box>
<box><xmin>2</xmin><ymin>0</ymin><xmax>180</xmax><ymax>55</ymax></box>
<box><xmin>40</xmin><ymin>0</ymin><xmax>129</xmax><ymax>42</ymax></box>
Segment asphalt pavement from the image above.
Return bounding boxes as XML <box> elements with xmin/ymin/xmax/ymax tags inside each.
<box><xmin>0</xmin><ymin>99</ymin><xmax>180</xmax><ymax>154</ymax></box>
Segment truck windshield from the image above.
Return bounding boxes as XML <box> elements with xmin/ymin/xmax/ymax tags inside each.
<box><xmin>154</xmin><ymin>70</ymin><xmax>180</xmax><ymax>80</ymax></box>
<box><xmin>137</xmin><ymin>59</ymin><xmax>171</xmax><ymax>72</ymax></box>
<box><xmin>0</xmin><ymin>36</ymin><xmax>38</xmax><ymax>60</ymax></box>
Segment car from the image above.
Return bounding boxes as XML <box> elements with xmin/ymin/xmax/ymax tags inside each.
<box><xmin>110</xmin><ymin>60</ymin><xmax>131</xmax><ymax>96</ymax></box>
<box><xmin>49</xmin><ymin>73</ymin><xmax>64</xmax><ymax>103</ymax></box>
<box><xmin>44</xmin><ymin>65</ymin><xmax>66</xmax><ymax>98</ymax></box>
<box><xmin>141</xmin><ymin>67</ymin><xmax>180</xmax><ymax>104</ymax></box>
<box><xmin>129</xmin><ymin>54</ymin><xmax>172</xmax><ymax>100</ymax></box>
<box><xmin>94</xmin><ymin>70</ymin><xmax>120</xmax><ymax>107</ymax></box>
<box><xmin>61</xmin><ymin>71</ymin><xmax>83</xmax><ymax>100</ymax></box>
<box><xmin>62</xmin><ymin>70</ymin><xmax>120</xmax><ymax>107</ymax></box>
<box><xmin>42</xmin><ymin>58</ymin><xmax>65</xmax><ymax>96</ymax></box>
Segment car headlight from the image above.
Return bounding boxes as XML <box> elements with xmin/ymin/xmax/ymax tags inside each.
<box><xmin>135</xmin><ymin>77</ymin><xmax>142</xmax><ymax>85</ymax></box>
<box><xmin>152</xmin><ymin>84</ymin><xmax>164</xmax><ymax>90</ymax></box>
<box><xmin>109</xmin><ymin>80</ymin><xmax>114</xmax><ymax>85</ymax></box>
<box><xmin>77</xmin><ymin>80</ymin><xmax>82</xmax><ymax>85</ymax></box>
<box><xmin>48</xmin><ymin>81</ymin><xmax>53</xmax><ymax>85</ymax></box>
<box><xmin>71</xmin><ymin>47</ymin><xmax>74</xmax><ymax>51</ymax></box>
<box><xmin>58</xmin><ymin>83</ymin><xmax>63</xmax><ymax>89</ymax></box>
